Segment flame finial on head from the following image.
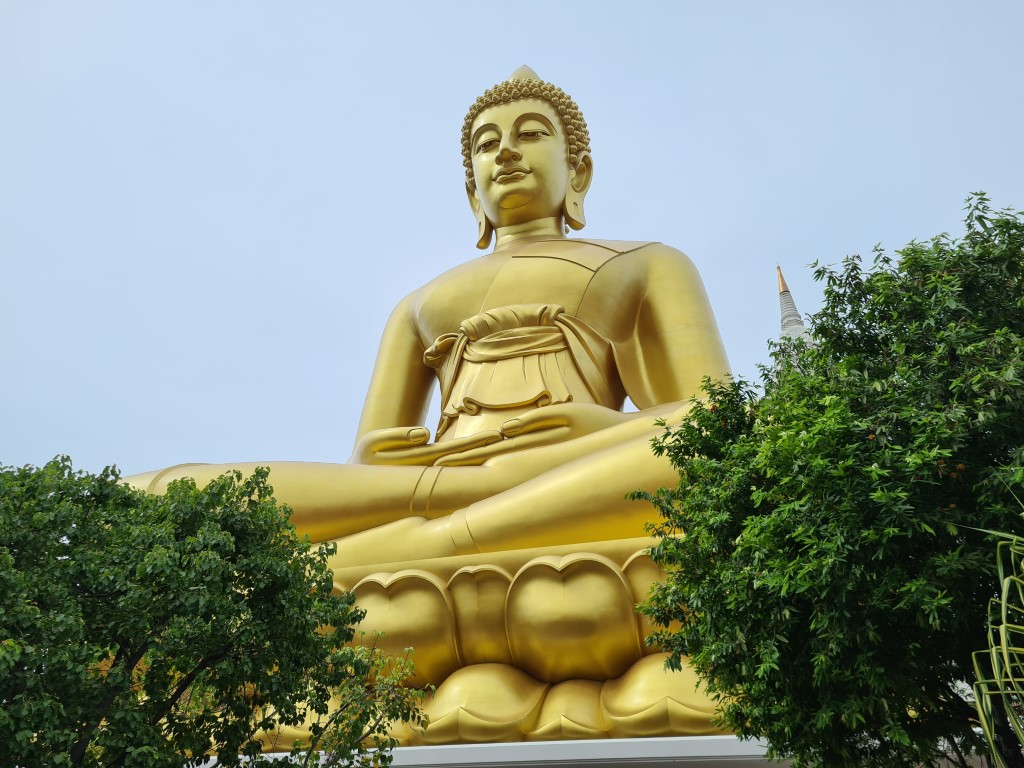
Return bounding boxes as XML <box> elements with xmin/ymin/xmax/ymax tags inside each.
<box><xmin>508</xmin><ymin>65</ymin><xmax>541</xmax><ymax>82</ymax></box>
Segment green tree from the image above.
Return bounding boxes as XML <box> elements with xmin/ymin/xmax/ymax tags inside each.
<box><xmin>639</xmin><ymin>196</ymin><xmax>1024</xmax><ymax>768</ymax></box>
<box><xmin>0</xmin><ymin>458</ymin><xmax>424</xmax><ymax>768</ymax></box>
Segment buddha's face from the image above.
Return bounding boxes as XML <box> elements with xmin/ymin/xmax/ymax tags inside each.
<box><xmin>469</xmin><ymin>99</ymin><xmax>571</xmax><ymax>228</ymax></box>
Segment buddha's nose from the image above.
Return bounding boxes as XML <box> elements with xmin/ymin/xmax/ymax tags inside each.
<box><xmin>496</xmin><ymin>144</ymin><xmax>521</xmax><ymax>164</ymax></box>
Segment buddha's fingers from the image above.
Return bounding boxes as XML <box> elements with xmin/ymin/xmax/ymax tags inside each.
<box><xmin>434</xmin><ymin>426</ymin><xmax>575</xmax><ymax>466</ymax></box>
<box><xmin>501</xmin><ymin>402</ymin><xmax>634</xmax><ymax>438</ymax></box>
<box><xmin>352</xmin><ymin>426</ymin><xmax>431</xmax><ymax>463</ymax></box>
<box><xmin>362</xmin><ymin>429</ymin><xmax>503</xmax><ymax>466</ymax></box>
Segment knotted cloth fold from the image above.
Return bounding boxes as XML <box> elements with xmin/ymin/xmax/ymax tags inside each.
<box><xmin>424</xmin><ymin>304</ymin><xmax>622</xmax><ymax>440</ymax></box>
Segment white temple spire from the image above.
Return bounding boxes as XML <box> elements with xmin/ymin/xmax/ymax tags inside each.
<box><xmin>778</xmin><ymin>266</ymin><xmax>810</xmax><ymax>342</ymax></box>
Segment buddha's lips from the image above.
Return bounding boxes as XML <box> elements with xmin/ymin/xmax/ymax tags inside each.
<box><xmin>494</xmin><ymin>166</ymin><xmax>530</xmax><ymax>181</ymax></box>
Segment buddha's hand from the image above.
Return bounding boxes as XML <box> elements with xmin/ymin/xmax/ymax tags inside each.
<box><xmin>351</xmin><ymin>426</ymin><xmax>502</xmax><ymax>466</ymax></box>
<box><xmin>435</xmin><ymin>403</ymin><xmax>636</xmax><ymax>467</ymax></box>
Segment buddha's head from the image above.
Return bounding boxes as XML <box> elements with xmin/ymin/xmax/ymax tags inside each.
<box><xmin>462</xmin><ymin>66</ymin><xmax>593</xmax><ymax>249</ymax></box>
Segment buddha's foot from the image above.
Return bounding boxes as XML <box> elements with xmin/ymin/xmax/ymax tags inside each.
<box><xmin>327</xmin><ymin>515</ymin><xmax>461</xmax><ymax>568</ymax></box>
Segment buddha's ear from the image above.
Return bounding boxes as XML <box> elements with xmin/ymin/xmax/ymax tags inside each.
<box><xmin>466</xmin><ymin>182</ymin><xmax>494</xmax><ymax>249</ymax></box>
<box><xmin>563</xmin><ymin>153</ymin><xmax>593</xmax><ymax>231</ymax></box>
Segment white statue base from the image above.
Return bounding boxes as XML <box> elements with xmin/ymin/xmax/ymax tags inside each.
<box><xmin>388</xmin><ymin>736</ymin><xmax>784</xmax><ymax>767</ymax></box>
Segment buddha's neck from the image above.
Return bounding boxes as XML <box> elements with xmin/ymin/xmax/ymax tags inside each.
<box><xmin>492</xmin><ymin>218</ymin><xmax>565</xmax><ymax>250</ymax></box>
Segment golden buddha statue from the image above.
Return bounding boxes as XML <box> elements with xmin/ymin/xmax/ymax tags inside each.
<box><xmin>127</xmin><ymin>67</ymin><xmax>731</xmax><ymax>745</ymax></box>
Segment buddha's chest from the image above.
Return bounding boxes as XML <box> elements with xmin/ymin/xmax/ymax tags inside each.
<box><xmin>480</xmin><ymin>256</ymin><xmax>598</xmax><ymax>309</ymax></box>
<box><xmin>417</xmin><ymin>254</ymin><xmax>610</xmax><ymax>342</ymax></box>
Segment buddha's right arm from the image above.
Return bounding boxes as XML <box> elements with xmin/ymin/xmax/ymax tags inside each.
<box><xmin>352</xmin><ymin>292</ymin><xmax>435</xmax><ymax>445</ymax></box>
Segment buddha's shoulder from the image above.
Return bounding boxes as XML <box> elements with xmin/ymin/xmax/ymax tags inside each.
<box><xmin>404</xmin><ymin>254</ymin><xmax>504</xmax><ymax>315</ymax></box>
<box><xmin>511</xmin><ymin>238</ymin><xmax>685</xmax><ymax>271</ymax></box>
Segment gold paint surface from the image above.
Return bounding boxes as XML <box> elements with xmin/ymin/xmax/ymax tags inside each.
<box><xmin>416</xmin><ymin>664</ymin><xmax>549</xmax><ymax>744</ymax></box>
<box><xmin>447</xmin><ymin>566</ymin><xmax>514</xmax><ymax>666</ymax></box>
<box><xmin>352</xmin><ymin>571</ymin><xmax>460</xmax><ymax>687</ymax></box>
<box><xmin>602</xmin><ymin>653</ymin><xmax>721</xmax><ymax>738</ymax></box>
<box><xmin>623</xmin><ymin>551</ymin><xmax>679</xmax><ymax>652</ymax></box>
<box><xmin>528</xmin><ymin>679</ymin><xmax>606</xmax><ymax>740</ymax></box>
<box><xmin>506</xmin><ymin>554</ymin><xmax>642</xmax><ymax>682</ymax></box>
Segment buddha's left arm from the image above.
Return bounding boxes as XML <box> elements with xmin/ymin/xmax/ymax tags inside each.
<box><xmin>611</xmin><ymin>243</ymin><xmax>731</xmax><ymax>409</ymax></box>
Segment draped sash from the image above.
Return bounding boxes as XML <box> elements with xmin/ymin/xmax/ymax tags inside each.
<box><xmin>423</xmin><ymin>304</ymin><xmax>622</xmax><ymax>441</ymax></box>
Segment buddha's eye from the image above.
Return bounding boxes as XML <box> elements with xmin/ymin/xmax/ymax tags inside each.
<box><xmin>519</xmin><ymin>129</ymin><xmax>548</xmax><ymax>140</ymax></box>
<box><xmin>475</xmin><ymin>138</ymin><xmax>499</xmax><ymax>154</ymax></box>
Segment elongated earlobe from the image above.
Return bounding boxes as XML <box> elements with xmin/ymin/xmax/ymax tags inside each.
<box><xmin>563</xmin><ymin>154</ymin><xmax>592</xmax><ymax>232</ymax></box>
<box><xmin>475</xmin><ymin>211</ymin><xmax>494</xmax><ymax>249</ymax></box>
<box><xmin>563</xmin><ymin>192</ymin><xmax>586</xmax><ymax>230</ymax></box>
<box><xmin>466</xmin><ymin>183</ymin><xmax>494</xmax><ymax>249</ymax></box>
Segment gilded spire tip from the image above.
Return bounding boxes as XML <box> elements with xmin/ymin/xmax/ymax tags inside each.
<box><xmin>777</xmin><ymin>265</ymin><xmax>791</xmax><ymax>295</ymax></box>
<box><xmin>509</xmin><ymin>65</ymin><xmax>541</xmax><ymax>82</ymax></box>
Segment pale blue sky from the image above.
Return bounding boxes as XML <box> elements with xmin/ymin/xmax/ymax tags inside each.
<box><xmin>2</xmin><ymin>1</ymin><xmax>1022</xmax><ymax>475</ymax></box>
